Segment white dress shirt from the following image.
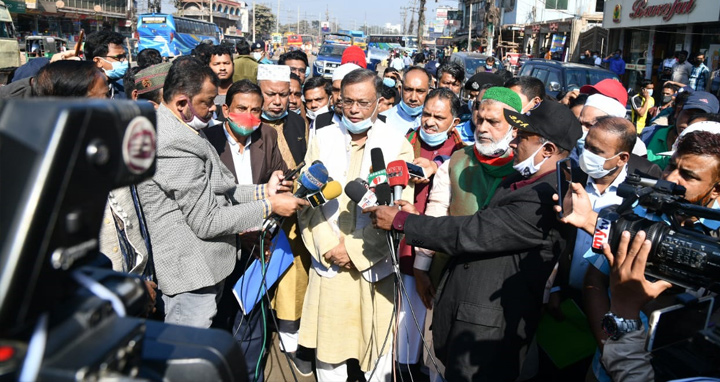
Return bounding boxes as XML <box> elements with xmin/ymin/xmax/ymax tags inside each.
<box><xmin>223</xmin><ymin>126</ymin><xmax>254</xmax><ymax>185</ymax></box>
<box><xmin>569</xmin><ymin>165</ymin><xmax>628</xmax><ymax>290</ymax></box>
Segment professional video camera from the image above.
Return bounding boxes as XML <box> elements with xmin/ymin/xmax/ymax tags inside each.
<box><xmin>592</xmin><ymin>174</ymin><xmax>720</xmax><ymax>292</ymax></box>
<box><xmin>0</xmin><ymin>100</ymin><xmax>246</xmax><ymax>381</ymax></box>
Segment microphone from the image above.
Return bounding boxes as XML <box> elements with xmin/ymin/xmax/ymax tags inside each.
<box><xmin>295</xmin><ymin>162</ymin><xmax>329</xmax><ymax>198</ymax></box>
<box><xmin>262</xmin><ymin>162</ymin><xmax>329</xmax><ymax>240</ymax></box>
<box><xmin>387</xmin><ymin>160</ymin><xmax>409</xmax><ymax>202</ymax></box>
<box><xmin>368</xmin><ymin>148</ymin><xmax>387</xmax><ymax>188</ymax></box>
<box><xmin>345</xmin><ymin>180</ymin><xmax>378</xmax><ymax>208</ymax></box>
<box><xmin>306</xmin><ymin>180</ymin><xmax>342</xmax><ymax>207</ymax></box>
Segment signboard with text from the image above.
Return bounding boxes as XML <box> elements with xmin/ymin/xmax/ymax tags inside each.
<box><xmin>603</xmin><ymin>0</ymin><xmax>720</xmax><ymax>28</ymax></box>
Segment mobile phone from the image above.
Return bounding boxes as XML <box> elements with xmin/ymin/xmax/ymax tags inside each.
<box><xmin>556</xmin><ymin>158</ymin><xmax>572</xmax><ymax>218</ymax></box>
<box><xmin>74</xmin><ymin>29</ymin><xmax>85</xmax><ymax>57</ymax></box>
<box><xmin>646</xmin><ymin>296</ymin><xmax>714</xmax><ymax>352</ymax></box>
<box><xmin>284</xmin><ymin>161</ymin><xmax>305</xmax><ymax>181</ymax></box>
<box><xmin>406</xmin><ymin>162</ymin><xmax>427</xmax><ymax>180</ymax></box>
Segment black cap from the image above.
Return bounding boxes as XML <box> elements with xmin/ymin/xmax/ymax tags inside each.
<box><xmin>503</xmin><ymin>101</ymin><xmax>582</xmax><ymax>151</ymax></box>
<box><xmin>252</xmin><ymin>41</ymin><xmax>264</xmax><ymax>51</ymax></box>
<box><xmin>464</xmin><ymin>72</ymin><xmax>504</xmax><ymax>91</ymax></box>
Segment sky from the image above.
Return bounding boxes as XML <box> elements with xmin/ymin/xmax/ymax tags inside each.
<box><xmin>257</xmin><ymin>0</ymin><xmax>458</xmax><ymax>30</ymax></box>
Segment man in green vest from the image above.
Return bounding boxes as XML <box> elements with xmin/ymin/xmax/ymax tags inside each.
<box><xmin>411</xmin><ymin>86</ymin><xmax>522</xmax><ymax>380</ymax></box>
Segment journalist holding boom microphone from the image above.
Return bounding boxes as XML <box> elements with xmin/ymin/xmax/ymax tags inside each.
<box><xmin>555</xmin><ymin>125</ymin><xmax>720</xmax><ymax>381</ymax></box>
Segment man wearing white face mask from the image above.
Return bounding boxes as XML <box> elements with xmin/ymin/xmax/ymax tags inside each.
<box><xmin>297</xmin><ymin>68</ymin><xmax>414</xmax><ymax>381</ymax></box>
<box><xmin>382</xmin><ymin>66</ymin><xmax>431</xmax><ymax>136</ymax></box>
<box><xmin>364</xmin><ymin>99</ymin><xmax>581</xmax><ymax>381</ymax></box>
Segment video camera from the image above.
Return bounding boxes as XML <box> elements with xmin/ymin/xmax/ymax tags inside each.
<box><xmin>592</xmin><ymin>174</ymin><xmax>720</xmax><ymax>292</ymax></box>
<box><xmin>0</xmin><ymin>100</ymin><xmax>246</xmax><ymax>381</ymax></box>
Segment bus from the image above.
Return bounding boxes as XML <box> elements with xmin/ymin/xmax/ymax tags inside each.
<box><xmin>270</xmin><ymin>33</ymin><xmax>282</xmax><ymax>47</ymax></box>
<box><xmin>0</xmin><ymin>1</ymin><xmax>19</xmax><ymax>68</ymax></box>
<box><xmin>137</xmin><ymin>13</ymin><xmax>222</xmax><ymax>57</ymax></box>
<box><xmin>367</xmin><ymin>34</ymin><xmax>417</xmax><ymax>51</ymax></box>
<box><xmin>283</xmin><ymin>33</ymin><xmax>302</xmax><ymax>49</ymax></box>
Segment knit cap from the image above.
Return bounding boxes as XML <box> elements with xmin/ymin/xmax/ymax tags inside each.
<box><xmin>481</xmin><ymin>87</ymin><xmax>522</xmax><ymax>112</ymax></box>
<box><xmin>135</xmin><ymin>62</ymin><xmax>171</xmax><ymax>95</ymax></box>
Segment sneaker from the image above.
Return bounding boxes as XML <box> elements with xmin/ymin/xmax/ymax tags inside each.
<box><xmin>287</xmin><ymin>351</ymin><xmax>313</xmax><ymax>377</ymax></box>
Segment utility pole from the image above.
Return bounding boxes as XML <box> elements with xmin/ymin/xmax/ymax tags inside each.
<box><xmin>297</xmin><ymin>6</ymin><xmax>300</xmax><ymax>34</ymax></box>
<box><xmin>252</xmin><ymin>0</ymin><xmax>255</xmax><ymax>41</ymax></box>
<box><xmin>209</xmin><ymin>0</ymin><xmax>213</xmax><ymax>23</ymax></box>
<box><xmin>417</xmin><ymin>0</ymin><xmax>425</xmax><ymax>49</ymax></box>
<box><xmin>276</xmin><ymin>0</ymin><xmax>280</xmax><ymax>33</ymax></box>
<box><xmin>400</xmin><ymin>7</ymin><xmax>409</xmax><ymax>35</ymax></box>
<box><xmin>467</xmin><ymin>2</ymin><xmax>472</xmax><ymax>52</ymax></box>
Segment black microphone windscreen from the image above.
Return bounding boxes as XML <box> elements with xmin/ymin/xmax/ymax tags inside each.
<box><xmin>370</xmin><ymin>148</ymin><xmax>386</xmax><ymax>172</ymax></box>
<box><xmin>345</xmin><ymin>180</ymin><xmax>369</xmax><ymax>204</ymax></box>
<box><xmin>375</xmin><ymin>183</ymin><xmax>392</xmax><ymax>205</ymax></box>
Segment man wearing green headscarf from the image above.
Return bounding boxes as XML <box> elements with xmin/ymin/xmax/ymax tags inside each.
<box><xmin>411</xmin><ymin>86</ymin><xmax>522</xmax><ymax>381</ymax></box>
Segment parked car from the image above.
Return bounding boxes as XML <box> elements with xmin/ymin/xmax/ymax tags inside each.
<box><xmin>518</xmin><ymin>59</ymin><xmax>619</xmax><ymax>98</ymax></box>
<box><xmin>312</xmin><ymin>43</ymin><xmax>348</xmax><ymax>78</ymax></box>
<box><xmin>449</xmin><ymin>52</ymin><xmax>505</xmax><ymax>82</ymax></box>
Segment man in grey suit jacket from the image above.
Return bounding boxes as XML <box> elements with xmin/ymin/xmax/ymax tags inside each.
<box><xmin>137</xmin><ymin>58</ymin><xmax>307</xmax><ymax>328</ymax></box>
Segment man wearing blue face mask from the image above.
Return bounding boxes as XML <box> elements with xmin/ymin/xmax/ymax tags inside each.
<box><xmin>298</xmin><ymin>68</ymin><xmax>414</xmax><ymax>381</ymax></box>
<box><xmin>602</xmin><ymin>49</ymin><xmax>626</xmax><ymax>78</ymax></box>
<box><xmin>383</xmin><ymin>66</ymin><xmax>431</xmax><ymax>136</ymax></box>
<box><xmin>396</xmin><ymin>88</ymin><xmax>465</xmax><ymax>372</ymax></box>
<box><xmin>85</xmin><ymin>30</ymin><xmax>128</xmax><ymax>99</ymax></box>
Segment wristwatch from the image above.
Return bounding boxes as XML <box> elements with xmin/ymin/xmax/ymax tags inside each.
<box><xmin>602</xmin><ymin>311</ymin><xmax>642</xmax><ymax>340</ymax></box>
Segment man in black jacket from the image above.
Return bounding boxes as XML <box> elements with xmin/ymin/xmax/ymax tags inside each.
<box><xmin>366</xmin><ymin>100</ymin><xmax>582</xmax><ymax>381</ymax></box>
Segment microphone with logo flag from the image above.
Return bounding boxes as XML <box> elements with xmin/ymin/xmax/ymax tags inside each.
<box><xmin>387</xmin><ymin>160</ymin><xmax>409</xmax><ymax>202</ymax></box>
<box><xmin>345</xmin><ymin>179</ymin><xmax>378</xmax><ymax>208</ymax></box>
<box><xmin>306</xmin><ymin>180</ymin><xmax>342</xmax><ymax>208</ymax></box>
<box><xmin>263</xmin><ymin>162</ymin><xmax>330</xmax><ymax>239</ymax></box>
<box><xmin>368</xmin><ymin>148</ymin><xmax>387</xmax><ymax>189</ymax></box>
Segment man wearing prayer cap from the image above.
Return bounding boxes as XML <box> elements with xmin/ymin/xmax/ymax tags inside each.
<box><xmin>256</xmin><ymin>63</ymin><xmax>312</xmax><ymax>374</ymax></box>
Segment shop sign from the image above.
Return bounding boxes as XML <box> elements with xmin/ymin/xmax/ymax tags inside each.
<box><xmin>25</xmin><ymin>0</ymin><xmax>36</xmax><ymax>9</ymax></box>
<box><xmin>603</xmin><ymin>0</ymin><xmax>720</xmax><ymax>28</ymax></box>
<box><xmin>6</xmin><ymin>0</ymin><xmax>26</xmax><ymax>13</ymax></box>
<box><xmin>629</xmin><ymin>0</ymin><xmax>695</xmax><ymax>21</ymax></box>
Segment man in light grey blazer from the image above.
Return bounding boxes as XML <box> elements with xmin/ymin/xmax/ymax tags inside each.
<box><xmin>137</xmin><ymin>58</ymin><xmax>307</xmax><ymax>328</ymax></box>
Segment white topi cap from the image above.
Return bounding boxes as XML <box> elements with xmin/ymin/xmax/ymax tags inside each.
<box><xmin>257</xmin><ymin>64</ymin><xmax>290</xmax><ymax>82</ymax></box>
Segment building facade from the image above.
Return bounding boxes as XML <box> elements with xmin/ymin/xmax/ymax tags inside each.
<box><xmin>603</xmin><ymin>0</ymin><xmax>720</xmax><ymax>89</ymax></box>
<box><xmin>176</xmin><ymin>0</ymin><xmax>247</xmax><ymax>35</ymax></box>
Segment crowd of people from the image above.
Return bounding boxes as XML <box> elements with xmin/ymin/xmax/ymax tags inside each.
<box><xmin>4</xmin><ymin>29</ymin><xmax>720</xmax><ymax>382</ymax></box>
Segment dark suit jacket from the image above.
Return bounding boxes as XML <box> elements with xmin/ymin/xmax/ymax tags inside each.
<box><xmin>403</xmin><ymin>170</ymin><xmax>573</xmax><ymax>382</ymax></box>
<box><xmin>279</xmin><ymin>111</ymin><xmax>307</xmax><ymax>166</ymax></box>
<box><xmin>204</xmin><ymin>123</ymin><xmax>288</xmax><ymax>184</ymax></box>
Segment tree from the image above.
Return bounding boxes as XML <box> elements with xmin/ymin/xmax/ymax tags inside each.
<box><xmin>417</xmin><ymin>0</ymin><xmax>426</xmax><ymax>45</ymax></box>
<box><xmin>253</xmin><ymin>4</ymin><xmax>275</xmax><ymax>38</ymax></box>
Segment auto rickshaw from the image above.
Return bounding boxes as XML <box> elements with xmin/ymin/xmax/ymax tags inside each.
<box><xmin>24</xmin><ymin>36</ymin><xmax>68</xmax><ymax>60</ymax></box>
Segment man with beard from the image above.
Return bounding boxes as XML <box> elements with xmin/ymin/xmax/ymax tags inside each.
<box><xmin>136</xmin><ymin>58</ymin><xmax>307</xmax><ymax>328</ymax></box>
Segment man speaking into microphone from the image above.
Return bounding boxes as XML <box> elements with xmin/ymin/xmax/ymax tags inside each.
<box><xmin>297</xmin><ymin>68</ymin><xmax>414</xmax><ymax>381</ymax></box>
<box><xmin>365</xmin><ymin>100</ymin><xmax>581</xmax><ymax>381</ymax></box>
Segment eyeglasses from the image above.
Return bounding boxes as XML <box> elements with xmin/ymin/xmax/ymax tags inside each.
<box><xmin>102</xmin><ymin>53</ymin><xmax>127</xmax><ymax>62</ymax></box>
<box><xmin>340</xmin><ymin>98</ymin><xmax>377</xmax><ymax>110</ymax></box>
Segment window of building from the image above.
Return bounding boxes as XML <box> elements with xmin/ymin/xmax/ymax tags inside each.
<box><xmin>545</xmin><ymin>0</ymin><xmax>568</xmax><ymax>10</ymax></box>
